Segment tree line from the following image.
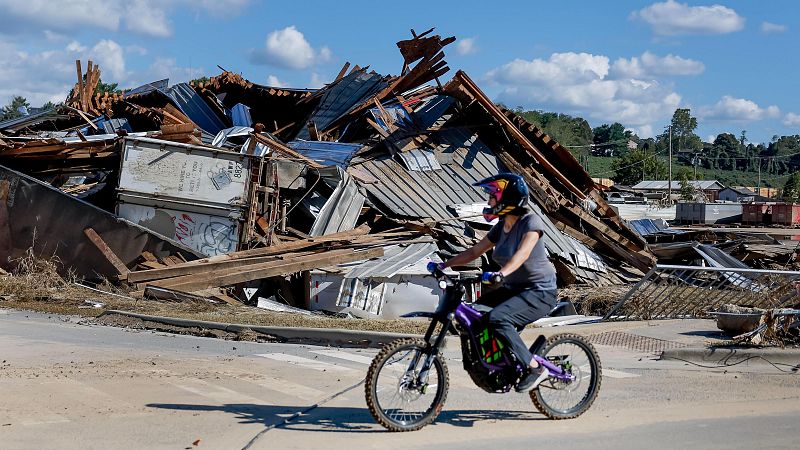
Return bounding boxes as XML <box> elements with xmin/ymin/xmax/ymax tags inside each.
<box><xmin>513</xmin><ymin>107</ymin><xmax>800</xmax><ymax>200</ymax></box>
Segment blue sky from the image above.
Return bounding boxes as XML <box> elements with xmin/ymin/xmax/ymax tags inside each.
<box><xmin>1</xmin><ymin>0</ymin><xmax>797</xmax><ymax>145</ymax></box>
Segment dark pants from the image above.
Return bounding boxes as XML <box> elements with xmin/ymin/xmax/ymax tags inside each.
<box><xmin>478</xmin><ymin>286</ymin><xmax>557</xmax><ymax>366</ymax></box>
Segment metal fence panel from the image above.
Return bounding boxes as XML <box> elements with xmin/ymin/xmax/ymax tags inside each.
<box><xmin>604</xmin><ymin>264</ymin><xmax>800</xmax><ymax>321</ymax></box>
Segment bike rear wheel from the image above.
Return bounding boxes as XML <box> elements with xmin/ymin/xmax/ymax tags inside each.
<box><xmin>365</xmin><ymin>338</ymin><xmax>449</xmax><ymax>431</ymax></box>
<box><xmin>530</xmin><ymin>333</ymin><xmax>601</xmax><ymax>419</ymax></box>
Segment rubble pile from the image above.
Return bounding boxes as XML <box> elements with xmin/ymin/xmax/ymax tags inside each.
<box><xmin>1</xmin><ymin>29</ymin><xmax>795</xmax><ymax>322</ymax></box>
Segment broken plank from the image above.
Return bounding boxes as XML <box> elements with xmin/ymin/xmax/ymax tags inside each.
<box><xmin>83</xmin><ymin>228</ymin><xmax>130</xmax><ymax>278</ymax></box>
<box><xmin>150</xmin><ymin>247</ymin><xmax>384</xmax><ymax>293</ymax></box>
<box><xmin>128</xmin><ymin>250</ymin><xmax>319</xmax><ymax>284</ymax></box>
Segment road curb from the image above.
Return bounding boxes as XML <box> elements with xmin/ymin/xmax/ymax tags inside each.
<box><xmin>661</xmin><ymin>346</ymin><xmax>800</xmax><ymax>368</ymax></box>
<box><xmin>101</xmin><ymin>310</ymin><xmax>419</xmax><ymax>348</ymax></box>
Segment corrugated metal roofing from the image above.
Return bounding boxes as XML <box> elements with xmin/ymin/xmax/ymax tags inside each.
<box><xmin>352</xmin><ymin>127</ymin><xmax>498</xmax><ymax>221</ymax></box>
<box><xmin>397</xmin><ymin>149</ymin><xmax>441</xmax><ymax>171</ymax></box>
<box><xmin>349</xmin><ymin>125</ymin><xmax>610</xmax><ymax>277</ymax></box>
<box><xmin>410</xmin><ymin>95</ymin><xmax>455</xmax><ymax>129</ymax></box>
<box><xmin>344</xmin><ymin>242</ymin><xmax>438</xmax><ymax>279</ymax></box>
<box><xmin>0</xmin><ymin>107</ymin><xmax>63</xmax><ymax>132</ymax></box>
<box><xmin>289</xmin><ymin>140</ymin><xmax>363</xmax><ymax>167</ymax></box>
<box><xmin>294</xmin><ymin>70</ymin><xmax>388</xmax><ymax>140</ymax></box>
<box><xmin>229</xmin><ymin>103</ymin><xmax>252</xmax><ymax>127</ymax></box>
<box><xmin>309</xmin><ymin>168</ymin><xmax>365</xmax><ymax>236</ymax></box>
<box><xmin>124</xmin><ymin>79</ymin><xmax>169</xmax><ymax>98</ymax></box>
<box><xmin>163</xmin><ymin>83</ymin><xmax>227</xmax><ymax>135</ymax></box>
<box><xmin>628</xmin><ymin>218</ymin><xmax>686</xmax><ymax>236</ymax></box>
<box><xmin>633</xmin><ymin>180</ymin><xmax>724</xmax><ymax>190</ymax></box>
<box><xmin>101</xmin><ymin>118</ymin><xmax>133</xmax><ymax>134</ymax></box>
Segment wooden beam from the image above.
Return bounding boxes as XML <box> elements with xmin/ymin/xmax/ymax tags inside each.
<box><xmin>83</xmin><ymin>228</ymin><xmax>130</xmax><ymax>278</ymax></box>
<box><xmin>450</xmin><ymin>71</ymin><xmax>586</xmax><ymax>200</ymax></box>
<box><xmin>149</xmin><ymin>247</ymin><xmax>384</xmax><ymax>293</ymax></box>
<box><xmin>128</xmin><ymin>250</ymin><xmax>318</xmax><ymax>284</ymax></box>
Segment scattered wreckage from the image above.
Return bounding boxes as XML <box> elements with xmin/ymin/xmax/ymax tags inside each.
<box><xmin>1</xmin><ymin>30</ymin><xmax>798</xmax><ymax>331</ymax></box>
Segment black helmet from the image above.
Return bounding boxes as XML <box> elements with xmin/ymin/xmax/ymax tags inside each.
<box><xmin>473</xmin><ymin>173</ymin><xmax>529</xmax><ymax>221</ymax></box>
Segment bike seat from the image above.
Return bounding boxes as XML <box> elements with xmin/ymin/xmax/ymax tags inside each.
<box><xmin>471</xmin><ymin>303</ymin><xmax>493</xmax><ymax>313</ymax></box>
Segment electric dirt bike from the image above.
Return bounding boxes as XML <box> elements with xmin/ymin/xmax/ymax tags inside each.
<box><xmin>364</xmin><ymin>267</ymin><xmax>602</xmax><ymax>431</ymax></box>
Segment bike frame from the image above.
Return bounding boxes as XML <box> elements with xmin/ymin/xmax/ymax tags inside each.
<box><xmin>408</xmin><ymin>269</ymin><xmax>575</xmax><ymax>387</ymax></box>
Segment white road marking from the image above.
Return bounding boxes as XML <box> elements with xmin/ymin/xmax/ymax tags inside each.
<box><xmin>172</xmin><ymin>380</ymin><xmax>266</xmax><ymax>404</ymax></box>
<box><xmin>309</xmin><ymin>350</ymin><xmax>375</xmax><ymax>365</ymax></box>
<box><xmin>603</xmin><ymin>368</ymin><xmax>640</xmax><ymax>378</ymax></box>
<box><xmin>19</xmin><ymin>415</ymin><xmax>71</xmax><ymax>426</ymax></box>
<box><xmin>229</xmin><ymin>374</ymin><xmax>327</xmax><ymax>402</ymax></box>
<box><xmin>255</xmin><ymin>353</ymin><xmax>354</xmax><ymax>372</ymax></box>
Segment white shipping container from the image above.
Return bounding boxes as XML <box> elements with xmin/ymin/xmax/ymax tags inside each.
<box><xmin>118</xmin><ymin>203</ymin><xmax>240</xmax><ymax>256</ymax></box>
<box><xmin>118</xmin><ymin>137</ymin><xmax>251</xmax><ymax>208</ymax></box>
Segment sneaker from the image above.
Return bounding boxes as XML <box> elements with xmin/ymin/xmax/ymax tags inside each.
<box><xmin>515</xmin><ymin>365</ymin><xmax>550</xmax><ymax>392</ymax></box>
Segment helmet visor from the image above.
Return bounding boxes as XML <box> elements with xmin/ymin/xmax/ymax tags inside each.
<box><xmin>479</xmin><ymin>179</ymin><xmax>507</xmax><ymax>202</ymax></box>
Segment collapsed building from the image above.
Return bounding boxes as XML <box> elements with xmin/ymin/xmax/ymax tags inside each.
<box><xmin>1</xmin><ymin>30</ymin><xmax>797</xmax><ymax>325</ymax></box>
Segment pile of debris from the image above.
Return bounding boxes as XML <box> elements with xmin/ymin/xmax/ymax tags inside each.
<box><xmin>3</xmin><ymin>28</ymin><xmax>728</xmax><ymax>320</ymax></box>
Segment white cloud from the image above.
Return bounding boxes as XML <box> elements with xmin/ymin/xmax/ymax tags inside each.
<box><xmin>192</xmin><ymin>0</ymin><xmax>250</xmax><ymax>15</ymax></box>
<box><xmin>127</xmin><ymin>57</ymin><xmax>204</xmax><ymax>87</ymax></box>
<box><xmin>486</xmin><ymin>52</ymin><xmax>683</xmax><ymax>138</ymax></box>
<box><xmin>250</xmin><ymin>26</ymin><xmax>330</xmax><ymax>70</ymax></box>
<box><xmin>124</xmin><ymin>0</ymin><xmax>172</xmax><ymax>37</ymax></box>
<box><xmin>91</xmin><ymin>40</ymin><xmax>127</xmax><ymax>81</ymax></box>
<box><xmin>783</xmin><ymin>113</ymin><xmax>800</xmax><ymax>126</ymax></box>
<box><xmin>126</xmin><ymin>45</ymin><xmax>149</xmax><ymax>56</ymax></box>
<box><xmin>456</xmin><ymin>37</ymin><xmax>478</xmax><ymax>56</ymax></box>
<box><xmin>699</xmin><ymin>96</ymin><xmax>780</xmax><ymax>121</ymax></box>
<box><xmin>0</xmin><ymin>0</ymin><xmax>250</xmax><ymax>38</ymax></box>
<box><xmin>43</xmin><ymin>30</ymin><xmax>69</xmax><ymax>42</ymax></box>
<box><xmin>761</xmin><ymin>21</ymin><xmax>787</xmax><ymax>34</ymax></box>
<box><xmin>631</xmin><ymin>0</ymin><xmax>745</xmax><ymax>36</ymax></box>
<box><xmin>612</xmin><ymin>51</ymin><xmax>704</xmax><ymax>78</ymax></box>
<box><xmin>487</xmin><ymin>53</ymin><xmax>609</xmax><ymax>86</ymax></box>
<box><xmin>0</xmin><ymin>41</ymin><xmax>84</xmax><ymax>107</ymax></box>
<box><xmin>0</xmin><ymin>38</ymin><xmax>139</xmax><ymax>109</ymax></box>
<box><xmin>265</xmin><ymin>75</ymin><xmax>285</xmax><ymax>88</ymax></box>
<box><xmin>309</xmin><ymin>72</ymin><xmax>327</xmax><ymax>89</ymax></box>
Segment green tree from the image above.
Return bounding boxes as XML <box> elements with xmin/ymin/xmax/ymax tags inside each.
<box><xmin>710</xmin><ymin>133</ymin><xmax>740</xmax><ymax>171</ymax></box>
<box><xmin>658</xmin><ymin>108</ymin><xmax>702</xmax><ymax>154</ymax></box>
<box><xmin>611</xmin><ymin>148</ymin><xmax>667</xmax><ymax>185</ymax></box>
<box><xmin>191</xmin><ymin>76</ymin><xmax>211</xmax><ymax>86</ymax></box>
<box><xmin>764</xmin><ymin>135</ymin><xmax>800</xmax><ymax>175</ymax></box>
<box><xmin>95</xmin><ymin>79</ymin><xmax>120</xmax><ymax>94</ymax></box>
<box><xmin>678</xmin><ymin>170</ymin><xmax>696</xmax><ymax>201</ymax></box>
<box><xmin>592</xmin><ymin>122</ymin><xmax>631</xmax><ymax>156</ymax></box>
<box><xmin>782</xmin><ymin>172</ymin><xmax>800</xmax><ymax>202</ymax></box>
<box><xmin>518</xmin><ymin>110</ymin><xmax>593</xmax><ymax>148</ymax></box>
<box><xmin>0</xmin><ymin>95</ymin><xmax>30</xmax><ymax>121</ymax></box>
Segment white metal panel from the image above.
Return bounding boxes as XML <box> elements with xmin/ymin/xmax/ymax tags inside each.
<box><xmin>117</xmin><ymin>203</ymin><xmax>240</xmax><ymax>256</ymax></box>
<box><xmin>119</xmin><ymin>137</ymin><xmax>250</xmax><ymax>207</ymax></box>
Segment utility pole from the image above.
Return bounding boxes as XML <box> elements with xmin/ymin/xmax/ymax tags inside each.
<box><xmin>668</xmin><ymin>125</ymin><xmax>673</xmax><ymax>200</ymax></box>
<box><xmin>757</xmin><ymin>156</ymin><xmax>762</xmax><ymax>196</ymax></box>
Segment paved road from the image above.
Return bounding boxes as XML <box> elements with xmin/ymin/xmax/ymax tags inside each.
<box><xmin>1</xmin><ymin>308</ymin><xmax>799</xmax><ymax>449</ymax></box>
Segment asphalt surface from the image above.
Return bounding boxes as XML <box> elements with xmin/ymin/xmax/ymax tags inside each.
<box><xmin>101</xmin><ymin>308</ymin><xmax>800</xmax><ymax>368</ymax></box>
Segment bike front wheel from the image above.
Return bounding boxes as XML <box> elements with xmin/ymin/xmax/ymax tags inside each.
<box><xmin>365</xmin><ymin>338</ymin><xmax>449</xmax><ymax>431</ymax></box>
<box><xmin>530</xmin><ymin>333</ymin><xmax>602</xmax><ymax>419</ymax></box>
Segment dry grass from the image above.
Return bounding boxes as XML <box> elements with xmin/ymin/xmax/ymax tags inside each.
<box><xmin>0</xmin><ymin>251</ymin><xmax>430</xmax><ymax>334</ymax></box>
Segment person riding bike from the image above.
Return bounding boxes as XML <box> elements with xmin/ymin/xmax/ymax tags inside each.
<box><xmin>434</xmin><ymin>173</ymin><xmax>557</xmax><ymax>392</ymax></box>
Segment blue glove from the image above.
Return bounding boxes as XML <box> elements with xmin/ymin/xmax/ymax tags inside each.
<box><xmin>481</xmin><ymin>271</ymin><xmax>504</xmax><ymax>285</ymax></box>
<box><xmin>426</xmin><ymin>261</ymin><xmax>446</xmax><ymax>273</ymax></box>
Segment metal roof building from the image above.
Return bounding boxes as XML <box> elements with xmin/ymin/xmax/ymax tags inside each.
<box><xmin>632</xmin><ymin>180</ymin><xmax>725</xmax><ymax>191</ymax></box>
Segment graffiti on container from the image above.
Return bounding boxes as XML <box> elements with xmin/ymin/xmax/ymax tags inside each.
<box><xmin>173</xmin><ymin>212</ymin><xmax>237</xmax><ymax>256</ymax></box>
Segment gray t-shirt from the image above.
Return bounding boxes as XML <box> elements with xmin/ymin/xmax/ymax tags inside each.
<box><xmin>487</xmin><ymin>213</ymin><xmax>557</xmax><ymax>290</ymax></box>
